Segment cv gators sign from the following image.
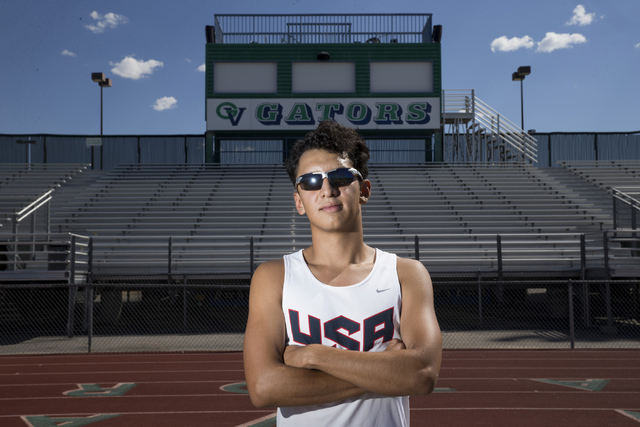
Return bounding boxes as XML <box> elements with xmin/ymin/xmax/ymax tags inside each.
<box><xmin>207</xmin><ymin>98</ymin><xmax>440</xmax><ymax>131</ymax></box>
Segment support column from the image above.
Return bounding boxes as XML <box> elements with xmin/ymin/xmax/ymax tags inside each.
<box><xmin>433</xmin><ymin>130</ymin><xmax>443</xmax><ymax>162</ymax></box>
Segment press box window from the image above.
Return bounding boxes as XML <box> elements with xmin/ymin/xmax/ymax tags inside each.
<box><xmin>292</xmin><ymin>62</ymin><xmax>356</xmax><ymax>94</ymax></box>
<box><xmin>213</xmin><ymin>62</ymin><xmax>278</xmax><ymax>94</ymax></box>
<box><xmin>370</xmin><ymin>61</ymin><xmax>434</xmax><ymax>94</ymax></box>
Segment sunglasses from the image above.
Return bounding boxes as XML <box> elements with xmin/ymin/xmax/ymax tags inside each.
<box><xmin>295</xmin><ymin>167</ymin><xmax>363</xmax><ymax>191</ymax></box>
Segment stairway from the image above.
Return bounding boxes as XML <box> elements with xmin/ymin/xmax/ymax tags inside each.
<box><xmin>443</xmin><ymin>90</ymin><xmax>537</xmax><ymax>164</ymax></box>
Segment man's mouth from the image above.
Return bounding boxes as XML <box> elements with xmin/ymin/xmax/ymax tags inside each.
<box><xmin>321</xmin><ymin>203</ymin><xmax>342</xmax><ymax>212</ymax></box>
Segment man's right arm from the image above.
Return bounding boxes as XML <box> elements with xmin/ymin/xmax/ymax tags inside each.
<box><xmin>243</xmin><ymin>260</ymin><xmax>366</xmax><ymax>408</ymax></box>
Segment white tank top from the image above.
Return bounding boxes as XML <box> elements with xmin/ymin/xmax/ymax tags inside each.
<box><xmin>278</xmin><ymin>248</ymin><xmax>409</xmax><ymax>427</ymax></box>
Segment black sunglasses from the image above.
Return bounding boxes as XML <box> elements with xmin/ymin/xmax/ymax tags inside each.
<box><xmin>295</xmin><ymin>167</ymin><xmax>363</xmax><ymax>191</ymax></box>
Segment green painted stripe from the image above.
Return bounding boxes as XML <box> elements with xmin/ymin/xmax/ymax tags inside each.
<box><xmin>22</xmin><ymin>414</ymin><xmax>120</xmax><ymax>427</ymax></box>
<box><xmin>534</xmin><ymin>379</ymin><xmax>610</xmax><ymax>392</ymax></box>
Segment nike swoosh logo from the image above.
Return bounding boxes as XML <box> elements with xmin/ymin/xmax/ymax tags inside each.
<box><xmin>376</xmin><ymin>288</ymin><xmax>390</xmax><ymax>293</ymax></box>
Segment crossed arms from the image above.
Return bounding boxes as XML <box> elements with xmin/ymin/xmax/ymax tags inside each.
<box><xmin>243</xmin><ymin>257</ymin><xmax>442</xmax><ymax>408</ymax></box>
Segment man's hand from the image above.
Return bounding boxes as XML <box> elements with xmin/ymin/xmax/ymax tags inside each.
<box><xmin>284</xmin><ymin>339</ymin><xmax>405</xmax><ymax>371</ymax></box>
<box><xmin>283</xmin><ymin>344</ymin><xmax>313</xmax><ymax>369</ymax></box>
<box><xmin>384</xmin><ymin>339</ymin><xmax>406</xmax><ymax>352</ymax></box>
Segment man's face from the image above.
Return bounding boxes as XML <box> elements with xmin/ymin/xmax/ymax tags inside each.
<box><xmin>293</xmin><ymin>149</ymin><xmax>370</xmax><ymax>233</ymax></box>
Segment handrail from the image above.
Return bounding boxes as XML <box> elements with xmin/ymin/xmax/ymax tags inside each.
<box><xmin>15</xmin><ymin>190</ymin><xmax>53</xmax><ymax>222</ymax></box>
<box><xmin>6</xmin><ymin>190</ymin><xmax>54</xmax><ymax>270</ymax></box>
<box><xmin>442</xmin><ymin>90</ymin><xmax>538</xmax><ymax>164</ymax></box>
<box><xmin>83</xmin><ymin>232</ymin><xmax>588</xmax><ymax>276</ymax></box>
<box><xmin>612</xmin><ymin>187</ymin><xmax>640</xmax><ymax>230</ymax></box>
<box><xmin>612</xmin><ymin>187</ymin><xmax>640</xmax><ymax>208</ymax></box>
<box><xmin>603</xmin><ymin>229</ymin><xmax>639</xmax><ymax>279</ymax></box>
<box><xmin>0</xmin><ymin>232</ymin><xmax>90</xmax><ymax>278</ymax></box>
<box><xmin>474</xmin><ymin>97</ymin><xmax>538</xmax><ymax>162</ymax></box>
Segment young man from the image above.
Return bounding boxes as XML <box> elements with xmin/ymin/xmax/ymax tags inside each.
<box><xmin>243</xmin><ymin>120</ymin><xmax>442</xmax><ymax>426</ymax></box>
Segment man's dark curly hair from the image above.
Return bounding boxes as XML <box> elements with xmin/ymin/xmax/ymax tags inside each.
<box><xmin>285</xmin><ymin>120</ymin><xmax>370</xmax><ymax>185</ymax></box>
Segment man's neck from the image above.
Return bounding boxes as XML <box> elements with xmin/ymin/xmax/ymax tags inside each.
<box><xmin>304</xmin><ymin>228</ymin><xmax>372</xmax><ymax>269</ymax></box>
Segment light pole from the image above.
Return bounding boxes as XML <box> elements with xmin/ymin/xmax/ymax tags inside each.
<box><xmin>511</xmin><ymin>66</ymin><xmax>531</xmax><ymax>131</ymax></box>
<box><xmin>91</xmin><ymin>73</ymin><xmax>112</xmax><ymax>170</ymax></box>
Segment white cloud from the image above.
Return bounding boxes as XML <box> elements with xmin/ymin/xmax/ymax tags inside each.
<box><xmin>110</xmin><ymin>56</ymin><xmax>163</xmax><ymax>80</ymax></box>
<box><xmin>536</xmin><ymin>32</ymin><xmax>587</xmax><ymax>53</ymax></box>
<box><xmin>185</xmin><ymin>58</ymin><xmax>192</xmax><ymax>63</ymax></box>
<box><xmin>635</xmin><ymin>43</ymin><xmax>640</xmax><ymax>49</ymax></box>
<box><xmin>490</xmin><ymin>35</ymin><xmax>534</xmax><ymax>52</ymax></box>
<box><xmin>61</xmin><ymin>49</ymin><xmax>77</xmax><ymax>57</ymax></box>
<box><xmin>566</xmin><ymin>5</ymin><xmax>595</xmax><ymax>26</ymax></box>
<box><xmin>85</xmin><ymin>11</ymin><xmax>128</xmax><ymax>34</ymax></box>
<box><xmin>153</xmin><ymin>97</ymin><xmax>177</xmax><ymax>111</ymax></box>
<box><xmin>197</xmin><ymin>64</ymin><xmax>206</xmax><ymax>72</ymax></box>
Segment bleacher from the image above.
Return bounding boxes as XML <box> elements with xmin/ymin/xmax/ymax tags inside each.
<box><xmin>553</xmin><ymin>161</ymin><xmax>640</xmax><ymax>277</ymax></box>
<box><xmin>560</xmin><ymin>160</ymin><xmax>640</xmax><ymax>192</ymax></box>
<box><xmin>1</xmin><ymin>161</ymin><xmax>639</xmax><ymax>351</ymax></box>
<box><xmin>34</xmin><ymin>161</ymin><xmax>633</xmax><ymax>277</ymax></box>
<box><xmin>0</xmin><ymin>164</ymin><xmax>88</xmax><ymax>235</ymax></box>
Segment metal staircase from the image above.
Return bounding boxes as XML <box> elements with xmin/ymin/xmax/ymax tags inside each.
<box><xmin>443</xmin><ymin>89</ymin><xmax>538</xmax><ymax>164</ymax></box>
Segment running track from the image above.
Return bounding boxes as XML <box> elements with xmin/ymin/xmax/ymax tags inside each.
<box><xmin>0</xmin><ymin>350</ymin><xmax>639</xmax><ymax>426</ymax></box>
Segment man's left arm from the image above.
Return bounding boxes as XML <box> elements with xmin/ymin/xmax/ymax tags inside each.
<box><xmin>284</xmin><ymin>257</ymin><xmax>442</xmax><ymax>396</ymax></box>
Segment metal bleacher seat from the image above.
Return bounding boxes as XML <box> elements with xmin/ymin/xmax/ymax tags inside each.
<box><xmin>559</xmin><ymin>160</ymin><xmax>640</xmax><ymax>192</ymax></box>
<box><xmin>47</xmin><ymin>163</ymin><xmax>613</xmax><ymax>275</ymax></box>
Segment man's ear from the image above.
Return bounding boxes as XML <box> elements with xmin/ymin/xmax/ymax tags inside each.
<box><xmin>359</xmin><ymin>180</ymin><xmax>371</xmax><ymax>205</ymax></box>
<box><xmin>293</xmin><ymin>191</ymin><xmax>306</xmax><ymax>215</ymax></box>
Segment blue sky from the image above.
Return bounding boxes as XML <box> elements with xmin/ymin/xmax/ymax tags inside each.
<box><xmin>1</xmin><ymin>0</ymin><xmax>638</xmax><ymax>135</ymax></box>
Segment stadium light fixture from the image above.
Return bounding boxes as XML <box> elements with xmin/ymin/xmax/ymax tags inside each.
<box><xmin>91</xmin><ymin>72</ymin><xmax>112</xmax><ymax>170</ymax></box>
<box><xmin>512</xmin><ymin>66</ymin><xmax>531</xmax><ymax>131</ymax></box>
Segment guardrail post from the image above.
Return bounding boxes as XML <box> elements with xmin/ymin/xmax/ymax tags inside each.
<box><xmin>12</xmin><ymin>213</ymin><xmax>18</xmax><ymax>271</ymax></box>
<box><xmin>183</xmin><ymin>274</ymin><xmax>188</xmax><ymax>333</ymax></box>
<box><xmin>30</xmin><ymin>211</ymin><xmax>36</xmax><ymax>260</ymax></box>
<box><xmin>414</xmin><ymin>235</ymin><xmax>419</xmax><ymax>261</ymax></box>
<box><xmin>67</xmin><ymin>235</ymin><xmax>77</xmax><ymax>339</ymax></box>
<box><xmin>496</xmin><ymin>234</ymin><xmax>504</xmax><ymax>303</ymax></box>
<box><xmin>579</xmin><ymin>234</ymin><xmax>590</xmax><ymax>327</ymax></box>
<box><xmin>88</xmin><ymin>237</ymin><xmax>93</xmax><ymax>277</ymax></box>
<box><xmin>85</xmin><ymin>237</ymin><xmax>94</xmax><ymax>352</ymax></box>
<box><xmin>604</xmin><ymin>280</ymin><xmax>614</xmax><ymax>331</ymax></box>
<box><xmin>168</xmin><ymin>237</ymin><xmax>173</xmax><ymax>275</ymax></box>
<box><xmin>250</xmin><ymin>236</ymin><xmax>255</xmax><ymax>273</ymax></box>
<box><xmin>603</xmin><ymin>231</ymin><xmax>610</xmax><ymax>279</ymax></box>
<box><xmin>580</xmin><ymin>234</ymin><xmax>586</xmax><ymax>274</ymax></box>
<box><xmin>46</xmin><ymin>199</ymin><xmax>51</xmax><ymax>236</ymax></box>
<box><xmin>496</xmin><ymin>234</ymin><xmax>503</xmax><ymax>280</ymax></box>
<box><xmin>86</xmin><ymin>275</ymin><xmax>94</xmax><ymax>353</ymax></box>
<box><xmin>477</xmin><ymin>271</ymin><xmax>483</xmax><ymax>327</ymax></box>
<box><xmin>568</xmin><ymin>279</ymin><xmax>575</xmax><ymax>349</ymax></box>
<box><xmin>612</xmin><ymin>194</ymin><xmax>617</xmax><ymax>230</ymax></box>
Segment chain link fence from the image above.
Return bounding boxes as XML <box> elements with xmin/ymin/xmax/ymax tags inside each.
<box><xmin>434</xmin><ymin>276</ymin><xmax>639</xmax><ymax>349</ymax></box>
<box><xmin>1</xmin><ymin>274</ymin><xmax>638</xmax><ymax>354</ymax></box>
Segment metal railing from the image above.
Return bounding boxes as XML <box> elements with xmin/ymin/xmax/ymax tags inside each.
<box><xmin>442</xmin><ymin>90</ymin><xmax>538</xmax><ymax>164</ymax></box>
<box><xmin>605</xmin><ymin>229</ymin><xmax>640</xmax><ymax>279</ymax></box>
<box><xmin>1</xmin><ymin>231</ymin><xmax>638</xmax><ymax>353</ymax></box>
<box><xmin>0</xmin><ymin>232</ymin><xmax>90</xmax><ymax>278</ymax></box>
<box><xmin>4</xmin><ymin>191</ymin><xmax>53</xmax><ymax>271</ymax></box>
<box><xmin>211</xmin><ymin>14</ymin><xmax>434</xmax><ymax>44</ymax></box>
<box><xmin>1</xmin><ymin>232</ymin><xmax>594</xmax><ymax>278</ymax></box>
<box><xmin>613</xmin><ymin>187</ymin><xmax>640</xmax><ymax>230</ymax></box>
<box><xmin>83</xmin><ymin>232</ymin><xmax>591</xmax><ymax>276</ymax></box>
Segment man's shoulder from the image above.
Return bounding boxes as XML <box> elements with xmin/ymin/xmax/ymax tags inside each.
<box><xmin>396</xmin><ymin>256</ymin><xmax>427</xmax><ymax>273</ymax></box>
<box><xmin>395</xmin><ymin>256</ymin><xmax>431</xmax><ymax>289</ymax></box>
<box><xmin>253</xmin><ymin>258</ymin><xmax>285</xmax><ymax>281</ymax></box>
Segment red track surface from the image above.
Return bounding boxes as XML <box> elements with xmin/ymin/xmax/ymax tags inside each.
<box><xmin>1</xmin><ymin>350</ymin><xmax>639</xmax><ymax>426</ymax></box>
